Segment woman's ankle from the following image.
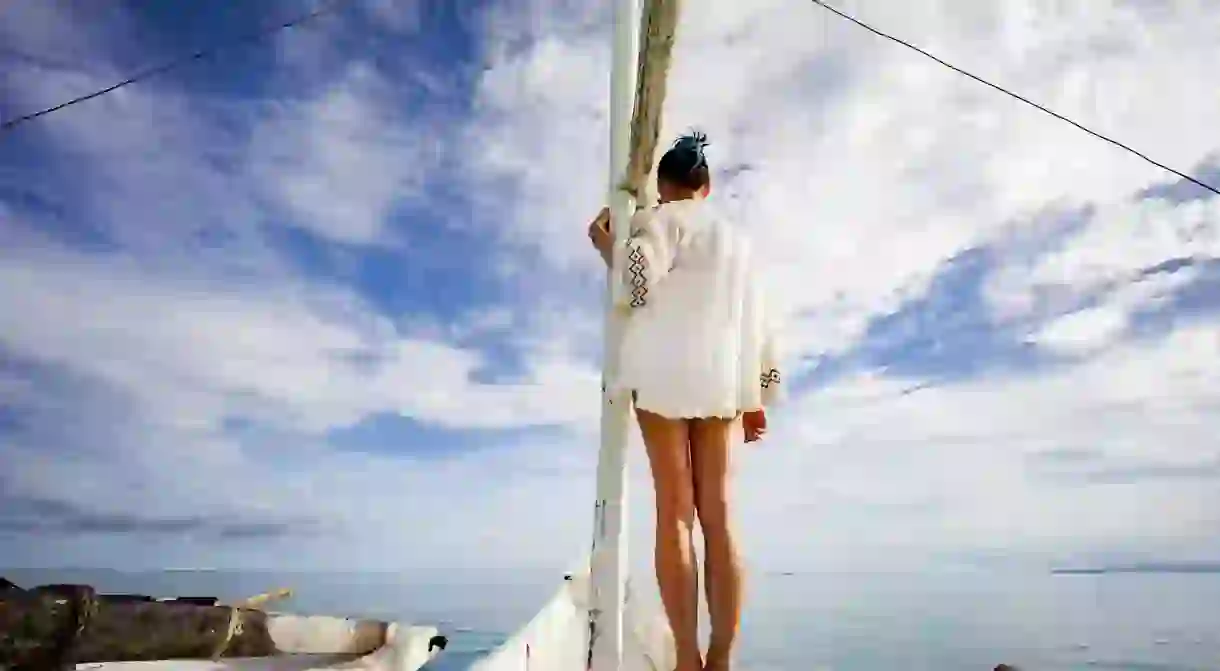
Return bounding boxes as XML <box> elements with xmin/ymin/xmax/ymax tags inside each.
<box><xmin>675</xmin><ymin>649</ymin><xmax>703</xmax><ymax>671</ymax></box>
<box><xmin>705</xmin><ymin>640</ymin><xmax>733</xmax><ymax>666</ymax></box>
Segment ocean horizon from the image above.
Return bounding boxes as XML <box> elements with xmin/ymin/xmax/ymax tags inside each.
<box><xmin>4</xmin><ymin>566</ymin><xmax>1219</xmax><ymax>671</ymax></box>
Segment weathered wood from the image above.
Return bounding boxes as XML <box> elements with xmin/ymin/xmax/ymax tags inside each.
<box><xmin>0</xmin><ymin>584</ymin><xmax>95</xmax><ymax>671</ymax></box>
<box><xmin>165</xmin><ymin>596</ymin><xmax>220</xmax><ymax>606</ymax></box>
<box><xmin>103</xmin><ymin>594</ymin><xmax>156</xmax><ymax>603</ymax></box>
<box><xmin>74</xmin><ymin>599</ymin><xmax>278</xmax><ymax>662</ymax></box>
<box><xmin>1</xmin><ymin>582</ymin><xmax>401</xmax><ymax>667</ymax></box>
<box><xmin>231</xmin><ymin>587</ymin><xmax>292</xmax><ymax>610</ymax></box>
<box><xmin>0</xmin><ymin>584</ymin><xmax>282</xmax><ymax>666</ymax></box>
<box><xmin>263</xmin><ymin>615</ymin><xmax>386</xmax><ymax>656</ymax></box>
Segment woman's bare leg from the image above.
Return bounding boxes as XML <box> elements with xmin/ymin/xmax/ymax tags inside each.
<box><xmin>636</xmin><ymin>408</ymin><xmax>701</xmax><ymax>671</ymax></box>
<box><xmin>689</xmin><ymin>417</ymin><xmax>741</xmax><ymax>670</ymax></box>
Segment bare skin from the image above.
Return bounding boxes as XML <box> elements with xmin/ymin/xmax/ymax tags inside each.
<box><xmin>590</xmin><ymin>180</ymin><xmax>764</xmax><ymax>670</ymax></box>
<box><xmin>637</xmin><ymin>409</ymin><xmax>745</xmax><ymax>671</ymax></box>
<box><xmin>636</xmin><ymin>409</ymin><xmax>702</xmax><ymax>671</ymax></box>
<box><xmin>689</xmin><ymin>416</ymin><xmax>741</xmax><ymax>671</ymax></box>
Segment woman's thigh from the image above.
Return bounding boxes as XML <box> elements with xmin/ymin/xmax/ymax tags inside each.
<box><xmin>635</xmin><ymin>408</ymin><xmax>694</xmax><ymax>523</ymax></box>
<box><xmin>688</xmin><ymin>417</ymin><xmax>736</xmax><ymax>528</ymax></box>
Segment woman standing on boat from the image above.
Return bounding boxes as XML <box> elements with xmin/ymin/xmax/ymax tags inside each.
<box><xmin>588</xmin><ymin>131</ymin><xmax>783</xmax><ymax>671</ymax></box>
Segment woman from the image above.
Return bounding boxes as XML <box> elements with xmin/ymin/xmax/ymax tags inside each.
<box><xmin>587</xmin><ymin>131</ymin><xmax>782</xmax><ymax>671</ymax></box>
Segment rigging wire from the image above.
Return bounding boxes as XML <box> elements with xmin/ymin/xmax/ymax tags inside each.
<box><xmin>806</xmin><ymin>0</ymin><xmax>1220</xmax><ymax>198</ymax></box>
<box><xmin>0</xmin><ymin>0</ymin><xmax>354</xmax><ymax>135</ymax></box>
<box><xmin>3</xmin><ymin>0</ymin><xmax>1217</xmax><ymax>201</ymax></box>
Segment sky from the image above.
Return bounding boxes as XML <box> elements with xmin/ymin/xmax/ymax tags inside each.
<box><xmin>1</xmin><ymin>0</ymin><xmax>1218</xmax><ymax>577</ymax></box>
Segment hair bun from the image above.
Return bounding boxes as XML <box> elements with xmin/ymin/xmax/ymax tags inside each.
<box><xmin>656</xmin><ymin>130</ymin><xmax>712</xmax><ymax>189</ymax></box>
<box><xmin>671</xmin><ymin>131</ymin><xmax>709</xmax><ymax>168</ymax></box>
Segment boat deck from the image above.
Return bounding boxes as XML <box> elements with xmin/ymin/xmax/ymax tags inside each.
<box><xmin>76</xmin><ymin>654</ymin><xmax>361</xmax><ymax>671</ymax></box>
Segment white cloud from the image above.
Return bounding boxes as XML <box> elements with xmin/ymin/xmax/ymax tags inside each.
<box><xmin>1028</xmin><ymin>304</ymin><xmax>1127</xmax><ymax>355</ymax></box>
<box><xmin>727</xmin><ymin>319</ymin><xmax>1220</xmax><ymax>568</ymax></box>
<box><xmin>245</xmin><ymin>63</ymin><xmax>442</xmax><ymax>246</ymax></box>
<box><xmin>462</xmin><ymin>0</ymin><xmax>1220</xmax><ymax>351</ymax></box>
<box><xmin>0</xmin><ymin>242</ymin><xmax>601</xmax><ymax>436</ymax></box>
<box><xmin>2</xmin><ymin>0</ymin><xmax>1219</xmax><ymax>575</ymax></box>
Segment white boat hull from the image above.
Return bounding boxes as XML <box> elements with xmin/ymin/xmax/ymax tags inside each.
<box><xmin>75</xmin><ymin>621</ymin><xmax>443</xmax><ymax>671</ymax></box>
<box><xmin>468</xmin><ymin>569</ymin><xmax>673</xmax><ymax>671</ymax></box>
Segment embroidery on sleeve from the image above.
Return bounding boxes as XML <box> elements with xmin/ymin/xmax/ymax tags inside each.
<box><xmin>760</xmin><ymin>368</ymin><xmax>781</xmax><ymax>388</ymax></box>
<box><xmin>626</xmin><ymin>239</ymin><xmax>648</xmax><ymax>308</ymax></box>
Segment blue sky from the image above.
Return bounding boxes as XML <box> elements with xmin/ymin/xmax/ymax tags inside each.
<box><xmin>2</xmin><ymin>0</ymin><xmax>1219</xmax><ymax>575</ymax></box>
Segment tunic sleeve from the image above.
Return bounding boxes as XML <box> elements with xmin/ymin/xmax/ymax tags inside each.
<box><xmin>757</xmin><ymin>282</ymin><xmax>784</xmax><ymax>407</ymax></box>
<box><xmin>617</xmin><ymin>207</ymin><xmax>681</xmax><ymax>310</ymax></box>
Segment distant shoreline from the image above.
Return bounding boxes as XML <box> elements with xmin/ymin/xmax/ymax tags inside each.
<box><xmin>1052</xmin><ymin>563</ymin><xmax>1220</xmax><ymax>575</ymax></box>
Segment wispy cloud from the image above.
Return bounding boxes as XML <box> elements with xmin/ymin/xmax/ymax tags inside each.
<box><xmin>0</xmin><ymin>493</ymin><xmax>318</xmax><ymax>539</ymax></box>
<box><xmin>245</xmin><ymin>62</ymin><xmax>443</xmax><ymax>246</ymax></box>
<box><xmin>1</xmin><ymin>0</ymin><xmax>1218</xmax><ymax>575</ymax></box>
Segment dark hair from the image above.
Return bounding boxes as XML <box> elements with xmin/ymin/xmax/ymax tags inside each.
<box><xmin>657</xmin><ymin>131</ymin><xmax>710</xmax><ymax>191</ymax></box>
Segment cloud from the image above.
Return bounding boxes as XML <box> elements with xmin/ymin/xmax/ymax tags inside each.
<box><xmin>733</xmin><ymin>319</ymin><xmax>1220</xmax><ymax>570</ymax></box>
<box><xmin>0</xmin><ymin>241</ymin><xmax>601</xmax><ymax>436</ymax></box>
<box><xmin>244</xmin><ymin>62</ymin><xmax>443</xmax><ymax>246</ymax></box>
<box><xmin>459</xmin><ymin>0</ymin><xmax>1220</xmax><ymax>354</ymax></box>
<box><xmin>0</xmin><ymin>493</ymin><xmax>317</xmax><ymax>539</ymax></box>
<box><xmin>1</xmin><ymin>0</ymin><xmax>1219</xmax><ymax>578</ymax></box>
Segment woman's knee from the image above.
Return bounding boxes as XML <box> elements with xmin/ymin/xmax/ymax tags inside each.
<box><xmin>694</xmin><ymin>489</ymin><xmax>729</xmax><ymax>535</ymax></box>
<box><xmin>656</xmin><ymin>487</ymin><xmax>697</xmax><ymax>533</ymax></box>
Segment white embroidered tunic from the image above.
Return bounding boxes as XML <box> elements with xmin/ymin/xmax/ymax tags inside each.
<box><xmin>612</xmin><ymin>198</ymin><xmax>783</xmax><ymax>419</ymax></box>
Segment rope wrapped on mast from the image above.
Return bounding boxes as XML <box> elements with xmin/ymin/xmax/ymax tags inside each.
<box><xmin>623</xmin><ymin>0</ymin><xmax>682</xmax><ymax>204</ymax></box>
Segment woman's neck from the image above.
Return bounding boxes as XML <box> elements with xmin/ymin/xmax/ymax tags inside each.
<box><xmin>662</xmin><ymin>191</ymin><xmax>704</xmax><ymax>205</ymax></box>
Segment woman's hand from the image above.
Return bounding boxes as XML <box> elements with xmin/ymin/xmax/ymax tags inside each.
<box><xmin>743</xmin><ymin>409</ymin><xmax>767</xmax><ymax>443</ymax></box>
<box><xmin>587</xmin><ymin>206</ymin><xmax>613</xmax><ymax>267</ymax></box>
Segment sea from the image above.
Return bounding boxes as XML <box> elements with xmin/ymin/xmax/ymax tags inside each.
<box><xmin>4</xmin><ymin>567</ymin><xmax>1219</xmax><ymax>671</ymax></box>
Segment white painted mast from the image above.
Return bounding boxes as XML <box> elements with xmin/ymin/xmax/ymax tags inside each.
<box><xmin>587</xmin><ymin>0</ymin><xmax>641</xmax><ymax>667</ymax></box>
